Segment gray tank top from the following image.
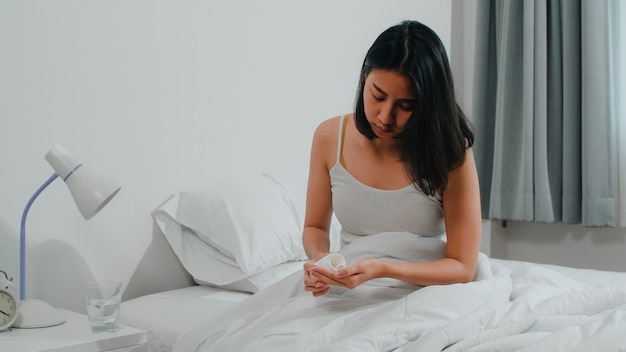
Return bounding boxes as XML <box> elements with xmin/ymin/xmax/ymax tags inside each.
<box><xmin>330</xmin><ymin>114</ymin><xmax>445</xmax><ymax>245</ymax></box>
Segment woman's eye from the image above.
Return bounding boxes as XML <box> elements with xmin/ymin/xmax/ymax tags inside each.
<box><xmin>372</xmin><ymin>94</ymin><xmax>384</xmax><ymax>101</ymax></box>
<box><xmin>399</xmin><ymin>104</ymin><xmax>415</xmax><ymax>111</ymax></box>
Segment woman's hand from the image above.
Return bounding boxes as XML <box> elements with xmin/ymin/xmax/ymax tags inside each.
<box><xmin>308</xmin><ymin>258</ymin><xmax>382</xmax><ymax>292</ymax></box>
<box><xmin>303</xmin><ymin>253</ymin><xmax>332</xmax><ymax>297</ymax></box>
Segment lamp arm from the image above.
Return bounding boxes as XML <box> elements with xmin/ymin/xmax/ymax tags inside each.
<box><xmin>20</xmin><ymin>173</ymin><xmax>59</xmax><ymax>301</ymax></box>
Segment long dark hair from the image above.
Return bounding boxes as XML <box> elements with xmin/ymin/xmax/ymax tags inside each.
<box><xmin>354</xmin><ymin>20</ymin><xmax>474</xmax><ymax>196</ymax></box>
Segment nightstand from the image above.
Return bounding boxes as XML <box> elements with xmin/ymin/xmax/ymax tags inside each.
<box><xmin>0</xmin><ymin>309</ymin><xmax>148</xmax><ymax>352</ymax></box>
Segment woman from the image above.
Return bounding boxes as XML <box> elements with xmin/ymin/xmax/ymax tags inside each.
<box><xmin>171</xmin><ymin>20</ymin><xmax>487</xmax><ymax>351</ymax></box>
<box><xmin>302</xmin><ymin>20</ymin><xmax>482</xmax><ymax>296</ymax></box>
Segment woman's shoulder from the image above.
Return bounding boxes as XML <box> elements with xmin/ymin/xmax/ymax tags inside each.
<box><xmin>309</xmin><ymin>115</ymin><xmax>348</xmax><ymax>170</ymax></box>
<box><xmin>313</xmin><ymin>114</ymin><xmax>348</xmax><ymax>142</ymax></box>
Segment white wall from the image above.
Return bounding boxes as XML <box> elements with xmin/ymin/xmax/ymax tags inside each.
<box><xmin>490</xmin><ymin>222</ymin><xmax>626</xmax><ymax>272</ymax></box>
<box><xmin>0</xmin><ymin>0</ymin><xmax>452</xmax><ymax>313</ymax></box>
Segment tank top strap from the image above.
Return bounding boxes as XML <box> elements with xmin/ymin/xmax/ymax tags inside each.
<box><xmin>336</xmin><ymin>114</ymin><xmax>350</xmax><ymax>168</ymax></box>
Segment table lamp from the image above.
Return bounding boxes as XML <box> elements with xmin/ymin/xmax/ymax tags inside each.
<box><xmin>13</xmin><ymin>145</ymin><xmax>121</xmax><ymax>328</ymax></box>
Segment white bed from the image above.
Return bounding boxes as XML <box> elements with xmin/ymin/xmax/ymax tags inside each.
<box><xmin>120</xmin><ymin>172</ymin><xmax>626</xmax><ymax>351</ymax></box>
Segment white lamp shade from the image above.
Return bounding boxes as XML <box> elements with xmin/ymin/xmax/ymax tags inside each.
<box><xmin>45</xmin><ymin>145</ymin><xmax>121</xmax><ymax>220</ymax></box>
<box><xmin>65</xmin><ymin>165</ymin><xmax>121</xmax><ymax>220</ymax></box>
<box><xmin>45</xmin><ymin>145</ymin><xmax>81</xmax><ymax>180</ymax></box>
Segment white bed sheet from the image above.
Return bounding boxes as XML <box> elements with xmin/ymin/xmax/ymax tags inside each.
<box><xmin>120</xmin><ymin>285</ymin><xmax>251</xmax><ymax>352</ymax></box>
<box><xmin>121</xmin><ymin>258</ymin><xmax>626</xmax><ymax>352</ymax></box>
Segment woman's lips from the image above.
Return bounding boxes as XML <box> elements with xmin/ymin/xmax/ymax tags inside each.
<box><xmin>373</xmin><ymin>124</ymin><xmax>394</xmax><ymax>135</ymax></box>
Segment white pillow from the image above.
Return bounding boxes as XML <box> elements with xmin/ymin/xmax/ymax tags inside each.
<box><xmin>152</xmin><ymin>173</ymin><xmax>307</xmax><ymax>291</ymax></box>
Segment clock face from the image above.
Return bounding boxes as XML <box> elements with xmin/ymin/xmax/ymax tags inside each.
<box><xmin>0</xmin><ymin>290</ymin><xmax>18</xmax><ymax>330</ymax></box>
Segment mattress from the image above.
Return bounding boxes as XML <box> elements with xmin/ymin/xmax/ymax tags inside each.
<box><xmin>120</xmin><ymin>285</ymin><xmax>251</xmax><ymax>352</ymax></box>
<box><xmin>120</xmin><ymin>258</ymin><xmax>626</xmax><ymax>352</ymax></box>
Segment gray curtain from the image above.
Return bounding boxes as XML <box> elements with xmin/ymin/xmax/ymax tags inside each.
<box><xmin>473</xmin><ymin>0</ymin><xmax>619</xmax><ymax>226</ymax></box>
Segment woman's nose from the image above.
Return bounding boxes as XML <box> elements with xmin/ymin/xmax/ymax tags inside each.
<box><xmin>378</xmin><ymin>104</ymin><xmax>395</xmax><ymax>125</ymax></box>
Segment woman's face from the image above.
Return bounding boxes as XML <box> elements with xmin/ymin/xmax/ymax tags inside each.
<box><xmin>363</xmin><ymin>69</ymin><xmax>417</xmax><ymax>139</ymax></box>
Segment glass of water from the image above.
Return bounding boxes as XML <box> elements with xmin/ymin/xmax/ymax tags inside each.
<box><xmin>85</xmin><ymin>281</ymin><xmax>122</xmax><ymax>334</ymax></box>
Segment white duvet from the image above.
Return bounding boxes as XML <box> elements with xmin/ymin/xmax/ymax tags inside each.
<box><xmin>172</xmin><ymin>232</ymin><xmax>626</xmax><ymax>351</ymax></box>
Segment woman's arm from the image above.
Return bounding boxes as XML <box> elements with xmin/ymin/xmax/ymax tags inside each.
<box><xmin>301</xmin><ymin>118</ymin><xmax>338</xmax><ymax>259</ymax></box>
<box><xmin>312</xmin><ymin>148</ymin><xmax>482</xmax><ymax>288</ymax></box>
<box><xmin>302</xmin><ymin>117</ymin><xmax>340</xmax><ymax>296</ymax></box>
